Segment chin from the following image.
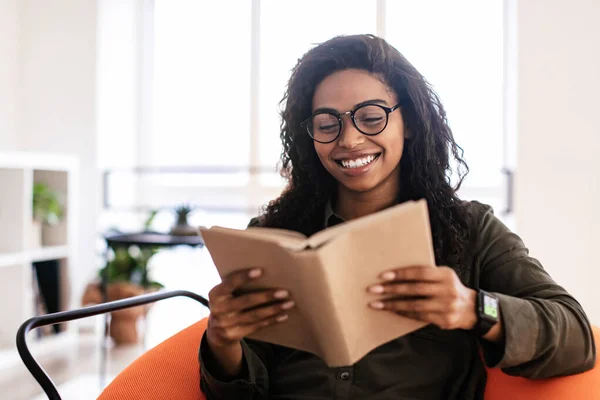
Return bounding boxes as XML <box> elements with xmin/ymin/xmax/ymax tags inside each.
<box><xmin>337</xmin><ymin>177</ymin><xmax>380</xmax><ymax>193</ymax></box>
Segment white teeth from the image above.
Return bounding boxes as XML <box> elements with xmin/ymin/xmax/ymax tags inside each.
<box><xmin>340</xmin><ymin>154</ymin><xmax>377</xmax><ymax>169</ymax></box>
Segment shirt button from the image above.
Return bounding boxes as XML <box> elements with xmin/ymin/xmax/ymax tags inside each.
<box><xmin>340</xmin><ymin>372</ymin><xmax>350</xmax><ymax>380</ymax></box>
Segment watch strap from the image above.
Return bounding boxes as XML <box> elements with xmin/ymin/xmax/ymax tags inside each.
<box><xmin>473</xmin><ymin>290</ymin><xmax>499</xmax><ymax>336</ymax></box>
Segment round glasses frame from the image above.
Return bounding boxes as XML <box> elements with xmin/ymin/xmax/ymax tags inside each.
<box><xmin>300</xmin><ymin>103</ymin><xmax>402</xmax><ymax>144</ymax></box>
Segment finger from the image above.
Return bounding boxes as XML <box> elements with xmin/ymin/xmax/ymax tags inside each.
<box><xmin>394</xmin><ymin>311</ymin><xmax>462</xmax><ymax>331</ymax></box>
<box><xmin>379</xmin><ymin>265</ymin><xmax>449</xmax><ymax>282</ymax></box>
<box><xmin>367</xmin><ymin>281</ymin><xmax>444</xmax><ymax>297</ymax></box>
<box><xmin>209</xmin><ymin>268</ymin><xmax>262</xmax><ymax>302</ymax></box>
<box><xmin>216</xmin><ymin>300</ymin><xmax>295</xmax><ymax>328</ymax></box>
<box><xmin>389</xmin><ymin>310</ymin><xmax>440</xmax><ymax>325</ymax></box>
<box><xmin>218</xmin><ymin>312</ymin><xmax>291</xmax><ymax>342</ymax></box>
<box><xmin>210</xmin><ymin>288</ymin><xmax>290</xmax><ymax>315</ymax></box>
<box><xmin>369</xmin><ymin>297</ymin><xmax>449</xmax><ymax>313</ymax></box>
<box><xmin>237</xmin><ymin>300</ymin><xmax>295</xmax><ymax>326</ymax></box>
<box><xmin>231</xmin><ymin>289</ymin><xmax>291</xmax><ymax>312</ymax></box>
<box><xmin>365</xmin><ymin>306</ymin><xmax>457</xmax><ymax>330</ymax></box>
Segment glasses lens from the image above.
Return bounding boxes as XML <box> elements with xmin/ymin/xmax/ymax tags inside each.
<box><xmin>354</xmin><ymin>105</ymin><xmax>387</xmax><ymax>134</ymax></box>
<box><xmin>310</xmin><ymin>113</ymin><xmax>339</xmax><ymax>142</ymax></box>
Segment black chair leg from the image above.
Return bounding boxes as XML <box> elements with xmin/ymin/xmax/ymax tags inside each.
<box><xmin>16</xmin><ymin>289</ymin><xmax>209</xmax><ymax>400</ymax></box>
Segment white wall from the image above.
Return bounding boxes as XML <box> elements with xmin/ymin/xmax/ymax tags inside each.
<box><xmin>0</xmin><ymin>0</ymin><xmax>19</xmax><ymax>150</ymax></box>
<box><xmin>516</xmin><ymin>0</ymin><xmax>600</xmax><ymax>324</ymax></box>
<box><xmin>16</xmin><ymin>0</ymin><xmax>99</xmax><ymax>298</ymax></box>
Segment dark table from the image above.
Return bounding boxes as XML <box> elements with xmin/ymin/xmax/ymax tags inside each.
<box><xmin>104</xmin><ymin>232</ymin><xmax>205</xmax><ymax>248</ymax></box>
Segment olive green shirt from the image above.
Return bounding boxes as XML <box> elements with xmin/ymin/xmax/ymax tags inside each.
<box><xmin>199</xmin><ymin>201</ymin><xmax>596</xmax><ymax>399</ymax></box>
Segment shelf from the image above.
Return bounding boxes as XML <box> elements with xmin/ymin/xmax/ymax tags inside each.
<box><xmin>0</xmin><ymin>151</ymin><xmax>78</xmax><ymax>354</ymax></box>
<box><xmin>30</xmin><ymin>246</ymin><xmax>69</xmax><ymax>263</ymax></box>
<box><xmin>0</xmin><ymin>253</ymin><xmax>27</xmax><ymax>268</ymax></box>
<box><xmin>0</xmin><ymin>246</ymin><xmax>69</xmax><ymax>268</ymax></box>
<box><xmin>0</xmin><ymin>151</ymin><xmax>77</xmax><ymax>171</ymax></box>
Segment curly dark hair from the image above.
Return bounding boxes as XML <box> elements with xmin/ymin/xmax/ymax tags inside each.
<box><xmin>261</xmin><ymin>34</ymin><xmax>471</xmax><ymax>267</ymax></box>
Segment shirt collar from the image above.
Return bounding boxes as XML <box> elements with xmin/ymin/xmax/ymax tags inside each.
<box><xmin>324</xmin><ymin>198</ymin><xmax>345</xmax><ymax>228</ymax></box>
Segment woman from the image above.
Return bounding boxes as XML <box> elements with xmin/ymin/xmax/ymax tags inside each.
<box><xmin>199</xmin><ymin>34</ymin><xmax>596</xmax><ymax>399</ymax></box>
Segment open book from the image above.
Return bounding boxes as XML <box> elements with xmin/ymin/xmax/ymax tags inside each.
<box><xmin>200</xmin><ymin>199</ymin><xmax>435</xmax><ymax>367</ymax></box>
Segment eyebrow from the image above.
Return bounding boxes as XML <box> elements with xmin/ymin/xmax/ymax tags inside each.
<box><xmin>313</xmin><ymin>98</ymin><xmax>389</xmax><ymax>115</ymax></box>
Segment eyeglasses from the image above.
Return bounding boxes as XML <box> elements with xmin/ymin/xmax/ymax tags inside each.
<box><xmin>300</xmin><ymin>102</ymin><xmax>402</xmax><ymax>144</ymax></box>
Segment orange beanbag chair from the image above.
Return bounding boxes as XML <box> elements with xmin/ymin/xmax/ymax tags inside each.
<box><xmin>98</xmin><ymin>320</ymin><xmax>599</xmax><ymax>400</ymax></box>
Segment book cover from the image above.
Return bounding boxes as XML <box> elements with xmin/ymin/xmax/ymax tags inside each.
<box><xmin>200</xmin><ymin>199</ymin><xmax>435</xmax><ymax>366</ymax></box>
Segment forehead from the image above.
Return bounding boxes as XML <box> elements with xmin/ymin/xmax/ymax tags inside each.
<box><xmin>312</xmin><ymin>69</ymin><xmax>394</xmax><ymax>111</ymax></box>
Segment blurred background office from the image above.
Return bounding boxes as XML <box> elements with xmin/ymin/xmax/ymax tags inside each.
<box><xmin>0</xmin><ymin>0</ymin><xmax>598</xmax><ymax>398</ymax></box>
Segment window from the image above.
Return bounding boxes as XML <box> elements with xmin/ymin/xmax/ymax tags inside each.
<box><xmin>129</xmin><ymin>0</ymin><xmax>507</xmax><ymax>221</ymax></box>
<box><xmin>152</xmin><ymin>0</ymin><xmax>252</xmax><ymax>168</ymax></box>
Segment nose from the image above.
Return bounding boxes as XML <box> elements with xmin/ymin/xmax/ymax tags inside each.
<box><xmin>337</xmin><ymin>114</ymin><xmax>365</xmax><ymax>149</ymax></box>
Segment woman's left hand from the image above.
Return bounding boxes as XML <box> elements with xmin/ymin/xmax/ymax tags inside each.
<box><xmin>367</xmin><ymin>266</ymin><xmax>478</xmax><ymax>330</ymax></box>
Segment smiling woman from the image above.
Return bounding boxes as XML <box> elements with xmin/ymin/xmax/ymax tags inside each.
<box><xmin>198</xmin><ymin>34</ymin><xmax>596</xmax><ymax>400</ymax></box>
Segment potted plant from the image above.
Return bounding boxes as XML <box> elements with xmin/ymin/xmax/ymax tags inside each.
<box><xmin>82</xmin><ymin>245</ymin><xmax>164</xmax><ymax>344</ymax></box>
<box><xmin>31</xmin><ymin>182</ymin><xmax>64</xmax><ymax>248</ymax></box>
<box><xmin>169</xmin><ymin>204</ymin><xmax>199</xmax><ymax>236</ymax></box>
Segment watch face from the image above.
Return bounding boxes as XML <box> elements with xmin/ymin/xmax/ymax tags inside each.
<box><xmin>483</xmin><ymin>295</ymin><xmax>499</xmax><ymax>319</ymax></box>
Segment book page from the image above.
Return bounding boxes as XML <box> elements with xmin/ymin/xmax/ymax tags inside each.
<box><xmin>316</xmin><ymin>199</ymin><xmax>435</xmax><ymax>365</ymax></box>
<box><xmin>200</xmin><ymin>228</ymin><xmax>321</xmax><ymax>354</ymax></box>
<box><xmin>288</xmin><ymin>252</ymin><xmax>350</xmax><ymax>363</ymax></box>
<box><xmin>201</xmin><ymin>199</ymin><xmax>435</xmax><ymax>367</ymax></box>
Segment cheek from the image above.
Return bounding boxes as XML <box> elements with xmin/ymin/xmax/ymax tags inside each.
<box><xmin>390</xmin><ymin>140</ymin><xmax>405</xmax><ymax>164</ymax></box>
<box><xmin>378</xmin><ymin>124</ymin><xmax>406</xmax><ymax>157</ymax></box>
<box><xmin>393</xmin><ymin>136</ymin><xmax>405</xmax><ymax>156</ymax></box>
<box><xmin>313</xmin><ymin>143</ymin><xmax>331</xmax><ymax>165</ymax></box>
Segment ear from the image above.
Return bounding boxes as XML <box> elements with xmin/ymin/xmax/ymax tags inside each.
<box><xmin>404</xmin><ymin>128</ymin><xmax>413</xmax><ymax>140</ymax></box>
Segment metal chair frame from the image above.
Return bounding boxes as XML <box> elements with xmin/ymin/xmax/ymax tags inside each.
<box><xmin>16</xmin><ymin>289</ymin><xmax>209</xmax><ymax>400</ymax></box>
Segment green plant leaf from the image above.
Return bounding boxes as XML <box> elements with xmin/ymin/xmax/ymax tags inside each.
<box><xmin>32</xmin><ymin>182</ymin><xmax>64</xmax><ymax>225</ymax></box>
<box><xmin>100</xmin><ymin>244</ymin><xmax>163</xmax><ymax>288</ymax></box>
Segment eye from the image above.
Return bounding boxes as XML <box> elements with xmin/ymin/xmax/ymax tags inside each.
<box><xmin>318</xmin><ymin>122</ymin><xmax>339</xmax><ymax>133</ymax></box>
<box><xmin>355</xmin><ymin>105</ymin><xmax>387</xmax><ymax>127</ymax></box>
<box><xmin>358</xmin><ymin>114</ymin><xmax>385</xmax><ymax>125</ymax></box>
<box><xmin>312</xmin><ymin>114</ymin><xmax>338</xmax><ymax>134</ymax></box>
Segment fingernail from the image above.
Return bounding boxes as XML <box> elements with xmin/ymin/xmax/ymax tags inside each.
<box><xmin>369</xmin><ymin>301</ymin><xmax>384</xmax><ymax>309</ymax></box>
<box><xmin>381</xmin><ymin>271</ymin><xmax>395</xmax><ymax>281</ymax></box>
<box><xmin>281</xmin><ymin>300</ymin><xmax>295</xmax><ymax>310</ymax></box>
<box><xmin>276</xmin><ymin>314</ymin><xmax>289</xmax><ymax>322</ymax></box>
<box><xmin>368</xmin><ymin>285</ymin><xmax>384</xmax><ymax>294</ymax></box>
<box><xmin>248</xmin><ymin>268</ymin><xmax>262</xmax><ymax>278</ymax></box>
<box><xmin>273</xmin><ymin>290</ymin><xmax>289</xmax><ymax>299</ymax></box>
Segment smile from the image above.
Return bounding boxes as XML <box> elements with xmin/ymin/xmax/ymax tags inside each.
<box><xmin>336</xmin><ymin>153</ymin><xmax>381</xmax><ymax>169</ymax></box>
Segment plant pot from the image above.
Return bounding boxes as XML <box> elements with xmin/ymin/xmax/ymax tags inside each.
<box><xmin>169</xmin><ymin>222</ymin><xmax>198</xmax><ymax>236</ymax></box>
<box><xmin>82</xmin><ymin>282</ymin><xmax>156</xmax><ymax>345</ymax></box>
<box><xmin>170</xmin><ymin>207</ymin><xmax>199</xmax><ymax>236</ymax></box>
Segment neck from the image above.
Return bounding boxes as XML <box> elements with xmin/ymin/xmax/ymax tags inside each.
<box><xmin>334</xmin><ymin>179</ymin><xmax>400</xmax><ymax>221</ymax></box>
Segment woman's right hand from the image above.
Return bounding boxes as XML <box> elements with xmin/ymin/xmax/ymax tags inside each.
<box><xmin>205</xmin><ymin>268</ymin><xmax>294</xmax><ymax>376</ymax></box>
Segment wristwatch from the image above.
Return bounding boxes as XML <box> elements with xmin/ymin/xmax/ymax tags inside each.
<box><xmin>473</xmin><ymin>290</ymin><xmax>499</xmax><ymax>336</ymax></box>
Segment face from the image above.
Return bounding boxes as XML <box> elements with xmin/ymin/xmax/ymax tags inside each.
<box><xmin>311</xmin><ymin>69</ymin><xmax>406</xmax><ymax>194</ymax></box>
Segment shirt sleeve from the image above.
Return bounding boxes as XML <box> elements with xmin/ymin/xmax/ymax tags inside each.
<box><xmin>199</xmin><ymin>332</ymin><xmax>275</xmax><ymax>399</ymax></box>
<box><xmin>474</xmin><ymin>203</ymin><xmax>596</xmax><ymax>378</ymax></box>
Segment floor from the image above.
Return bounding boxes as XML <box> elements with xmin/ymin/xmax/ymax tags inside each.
<box><xmin>1</xmin><ymin>246</ymin><xmax>218</xmax><ymax>400</ymax></box>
